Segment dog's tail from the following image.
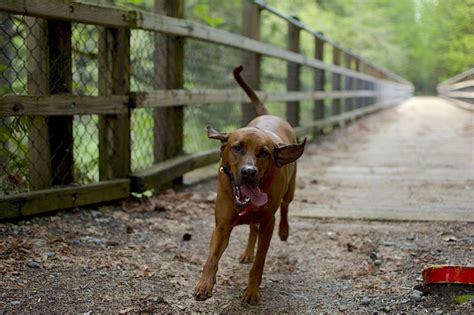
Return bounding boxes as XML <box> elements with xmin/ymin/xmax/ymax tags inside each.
<box><xmin>233</xmin><ymin>65</ymin><xmax>270</xmax><ymax>116</ymax></box>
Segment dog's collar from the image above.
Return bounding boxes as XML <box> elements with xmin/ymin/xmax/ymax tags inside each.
<box><xmin>219</xmin><ymin>163</ymin><xmax>275</xmax><ymax>217</ymax></box>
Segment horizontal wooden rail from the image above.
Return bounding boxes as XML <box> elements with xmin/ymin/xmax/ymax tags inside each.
<box><xmin>132</xmin><ymin>89</ymin><xmax>378</xmax><ymax>108</ymax></box>
<box><xmin>0</xmin><ymin>179</ymin><xmax>130</xmax><ymax>219</ymax></box>
<box><xmin>0</xmin><ymin>0</ymin><xmax>411</xmax><ymax>88</ymax></box>
<box><xmin>0</xmin><ymin>0</ymin><xmax>132</xmax><ymax>28</ymax></box>
<box><xmin>0</xmin><ymin>95</ymin><xmax>129</xmax><ymax>116</ymax></box>
<box><xmin>130</xmin><ymin>148</ymin><xmax>220</xmax><ymax>193</ymax></box>
<box><xmin>0</xmin><ymin>91</ymin><xmax>405</xmax><ymax>116</ymax></box>
<box><xmin>438</xmin><ymin>68</ymin><xmax>474</xmax><ymax>87</ymax></box>
<box><xmin>0</xmin><ymin>91</ymin><xmax>387</xmax><ymax>116</ymax></box>
<box><xmin>437</xmin><ymin>69</ymin><xmax>474</xmax><ymax>111</ymax></box>
<box><xmin>438</xmin><ymin>80</ymin><xmax>474</xmax><ymax>92</ymax></box>
<box><xmin>443</xmin><ymin>91</ymin><xmax>474</xmax><ymax>99</ymax></box>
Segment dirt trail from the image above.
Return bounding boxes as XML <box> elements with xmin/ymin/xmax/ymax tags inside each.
<box><xmin>1</xmin><ymin>98</ymin><xmax>473</xmax><ymax>313</ymax></box>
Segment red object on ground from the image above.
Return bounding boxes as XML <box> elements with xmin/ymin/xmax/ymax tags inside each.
<box><xmin>422</xmin><ymin>265</ymin><xmax>474</xmax><ymax>285</ymax></box>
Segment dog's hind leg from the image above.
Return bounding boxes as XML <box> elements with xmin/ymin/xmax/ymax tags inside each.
<box><xmin>279</xmin><ymin>166</ymin><xmax>296</xmax><ymax>242</ymax></box>
<box><xmin>239</xmin><ymin>224</ymin><xmax>258</xmax><ymax>263</ymax></box>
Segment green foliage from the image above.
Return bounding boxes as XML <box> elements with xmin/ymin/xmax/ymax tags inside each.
<box><xmin>267</xmin><ymin>0</ymin><xmax>473</xmax><ymax>94</ymax></box>
<box><xmin>187</xmin><ymin>0</ymin><xmax>241</xmax><ymax>31</ymax></box>
<box><xmin>193</xmin><ymin>3</ymin><xmax>225</xmax><ymax>27</ymax></box>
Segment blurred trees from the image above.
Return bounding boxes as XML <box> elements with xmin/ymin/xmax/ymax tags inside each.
<box><xmin>268</xmin><ymin>0</ymin><xmax>473</xmax><ymax>94</ymax></box>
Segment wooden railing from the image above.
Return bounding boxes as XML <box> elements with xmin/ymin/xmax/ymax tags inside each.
<box><xmin>437</xmin><ymin>68</ymin><xmax>474</xmax><ymax>111</ymax></box>
<box><xmin>0</xmin><ymin>0</ymin><xmax>413</xmax><ymax>219</ymax></box>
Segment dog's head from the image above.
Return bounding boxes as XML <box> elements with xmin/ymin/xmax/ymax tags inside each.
<box><xmin>207</xmin><ymin>125</ymin><xmax>305</xmax><ymax>208</ymax></box>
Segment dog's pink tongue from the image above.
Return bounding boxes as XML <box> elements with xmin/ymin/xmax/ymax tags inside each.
<box><xmin>240</xmin><ymin>184</ymin><xmax>268</xmax><ymax>207</ymax></box>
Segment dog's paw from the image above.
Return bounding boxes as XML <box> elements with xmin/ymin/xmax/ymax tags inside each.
<box><xmin>239</xmin><ymin>252</ymin><xmax>254</xmax><ymax>264</ymax></box>
<box><xmin>241</xmin><ymin>286</ymin><xmax>260</xmax><ymax>305</ymax></box>
<box><xmin>279</xmin><ymin>221</ymin><xmax>289</xmax><ymax>241</ymax></box>
<box><xmin>193</xmin><ymin>279</ymin><xmax>214</xmax><ymax>301</ymax></box>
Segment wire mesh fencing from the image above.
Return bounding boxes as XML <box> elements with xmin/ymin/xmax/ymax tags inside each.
<box><xmin>0</xmin><ymin>2</ymin><xmax>300</xmax><ymax>196</ymax></box>
<box><xmin>0</xmin><ymin>16</ymin><xmax>103</xmax><ymax>194</ymax></box>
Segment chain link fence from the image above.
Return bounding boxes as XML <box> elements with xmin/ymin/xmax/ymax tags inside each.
<box><xmin>0</xmin><ymin>1</ymin><xmax>336</xmax><ymax>197</ymax></box>
<box><xmin>0</xmin><ymin>16</ymin><xmax>102</xmax><ymax>194</ymax></box>
<box><xmin>0</xmin><ymin>1</ymin><xmax>300</xmax><ymax>195</ymax></box>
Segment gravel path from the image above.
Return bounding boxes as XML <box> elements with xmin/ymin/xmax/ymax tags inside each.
<box><xmin>1</xmin><ymin>97</ymin><xmax>473</xmax><ymax>313</ymax></box>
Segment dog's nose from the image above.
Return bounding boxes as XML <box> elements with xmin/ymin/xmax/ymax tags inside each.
<box><xmin>241</xmin><ymin>165</ymin><xmax>257</xmax><ymax>179</ymax></box>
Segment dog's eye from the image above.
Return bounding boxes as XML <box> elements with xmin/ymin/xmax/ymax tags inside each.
<box><xmin>257</xmin><ymin>148</ymin><xmax>269</xmax><ymax>158</ymax></box>
<box><xmin>232</xmin><ymin>144</ymin><xmax>242</xmax><ymax>153</ymax></box>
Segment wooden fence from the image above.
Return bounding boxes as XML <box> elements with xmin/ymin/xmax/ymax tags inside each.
<box><xmin>437</xmin><ymin>68</ymin><xmax>474</xmax><ymax>111</ymax></box>
<box><xmin>0</xmin><ymin>0</ymin><xmax>413</xmax><ymax>219</ymax></box>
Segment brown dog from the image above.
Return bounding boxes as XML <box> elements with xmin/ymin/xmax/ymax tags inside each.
<box><xmin>193</xmin><ymin>65</ymin><xmax>306</xmax><ymax>305</ymax></box>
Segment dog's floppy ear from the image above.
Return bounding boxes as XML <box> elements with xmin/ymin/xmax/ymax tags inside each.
<box><xmin>274</xmin><ymin>138</ymin><xmax>306</xmax><ymax>167</ymax></box>
<box><xmin>207</xmin><ymin>125</ymin><xmax>229</xmax><ymax>142</ymax></box>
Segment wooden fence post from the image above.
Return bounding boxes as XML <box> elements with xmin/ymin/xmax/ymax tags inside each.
<box><xmin>98</xmin><ymin>27</ymin><xmax>131</xmax><ymax>180</ymax></box>
<box><xmin>153</xmin><ymin>0</ymin><xmax>184</xmax><ymax>171</ymax></box>
<box><xmin>344</xmin><ymin>52</ymin><xmax>352</xmax><ymax>112</ymax></box>
<box><xmin>47</xmin><ymin>20</ymin><xmax>74</xmax><ymax>186</ymax></box>
<box><xmin>286</xmin><ymin>17</ymin><xmax>300</xmax><ymax>127</ymax></box>
<box><xmin>367</xmin><ymin>65</ymin><xmax>374</xmax><ymax>106</ymax></box>
<box><xmin>1</xmin><ymin>13</ymin><xmax>12</xmax><ymax>175</ymax></box>
<box><xmin>241</xmin><ymin>0</ymin><xmax>261</xmax><ymax>126</ymax></box>
<box><xmin>149</xmin><ymin>0</ymin><xmax>185</xmax><ymax>188</ymax></box>
<box><xmin>353</xmin><ymin>58</ymin><xmax>361</xmax><ymax>109</ymax></box>
<box><xmin>26</xmin><ymin>18</ymin><xmax>52</xmax><ymax>189</ymax></box>
<box><xmin>359</xmin><ymin>61</ymin><xmax>367</xmax><ymax>107</ymax></box>
<box><xmin>331</xmin><ymin>46</ymin><xmax>341</xmax><ymax>116</ymax></box>
<box><xmin>313</xmin><ymin>35</ymin><xmax>325</xmax><ymax>136</ymax></box>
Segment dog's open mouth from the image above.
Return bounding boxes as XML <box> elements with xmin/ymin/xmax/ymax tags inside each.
<box><xmin>232</xmin><ymin>183</ymin><xmax>268</xmax><ymax>208</ymax></box>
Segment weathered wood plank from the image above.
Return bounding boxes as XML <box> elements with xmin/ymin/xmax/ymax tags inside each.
<box><xmin>97</xmin><ymin>27</ymin><xmax>131</xmax><ymax>180</ymax></box>
<box><xmin>47</xmin><ymin>19</ymin><xmax>74</xmax><ymax>186</ymax></box>
<box><xmin>98</xmin><ymin>26</ymin><xmax>113</xmax><ymax>181</ymax></box>
<box><xmin>0</xmin><ymin>0</ymin><xmax>131</xmax><ymax>28</ymax></box>
<box><xmin>0</xmin><ymin>179</ymin><xmax>130</xmax><ymax>219</ymax></box>
<box><xmin>331</xmin><ymin>46</ymin><xmax>342</xmax><ymax>116</ymax></box>
<box><xmin>438</xmin><ymin>80</ymin><xmax>474</xmax><ymax>92</ymax></box>
<box><xmin>26</xmin><ymin>16</ymin><xmax>51</xmax><ymax>190</ymax></box>
<box><xmin>286</xmin><ymin>17</ymin><xmax>300</xmax><ymax>127</ymax></box>
<box><xmin>313</xmin><ymin>35</ymin><xmax>325</xmax><ymax>136</ymax></box>
<box><xmin>130</xmin><ymin>148</ymin><xmax>220</xmax><ymax>193</ymax></box>
<box><xmin>344</xmin><ymin>52</ymin><xmax>353</xmax><ymax>111</ymax></box>
<box><xmin>354</xmin><ymin>58</ymin><xmax>362</xmax><ymax>109</ymax></box>
<box><xmin>153</xmin><ymin>0</ymin><xmax>184</xmax><ymax>168</ymax></box>
<box><xmin>0</xmin><ymin>199</ymin><xmax>20</xmax><ymax>220</ymax></box>
<box><xmin>442</xmin><ymin>91</ymin><xmax>474</xmax><ymax>99</ymax></box>
<box><xmin>0</xmin><ymin>95</ymin><xmax>129</xmax><ymax>116</ymax></box>
<box><xmin>241</xmin><ymin>0</ymin><xmax>261</xmax><ymax>125</ymax></box>
<box><xmin>132</xmin><ymin>89</ymin><xmax>376</xmax><ymax>108</ymax></box>
<box><xmin>111</xmin><ymin>28</ymin><xmax>131</xmax><ymax>179</ymax></box>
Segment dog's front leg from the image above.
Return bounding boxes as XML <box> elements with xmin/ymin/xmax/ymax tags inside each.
<box><xmin>242</xmin><ymin>215</ymin><xmax>275</xmax><ymax>305</ymax></box>
<box><xmin>194</xmin><ymin>223</ymin><xmax>233</xmax><ymax>301</ymax></box>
